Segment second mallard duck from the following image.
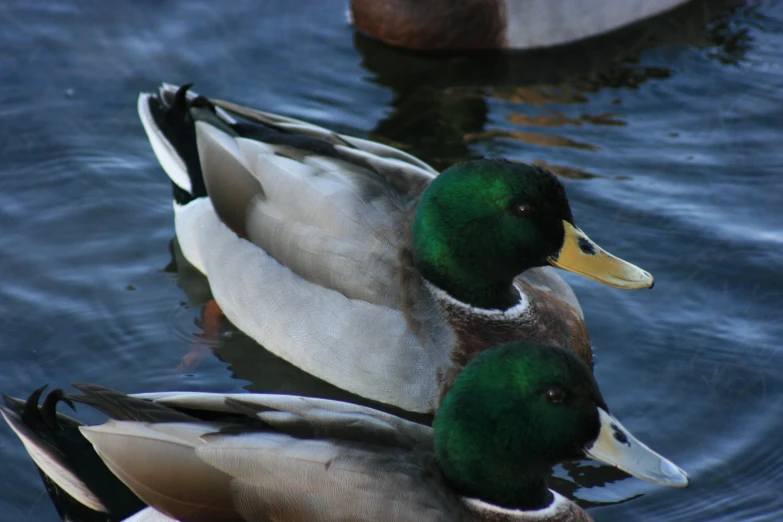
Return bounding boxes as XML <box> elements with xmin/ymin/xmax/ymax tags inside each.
<box><xmin>138</xmin><ymin>84</ymin><xmax>653</xmax><ymax>413</ymax></box>
<box><xmin>2</xmin><ymin>342</ymin><xmax>688</xmax><ymax>521</ymax></box>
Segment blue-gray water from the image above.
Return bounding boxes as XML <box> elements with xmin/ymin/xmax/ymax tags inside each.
<box><xmin>1</xmin><ymin>1</ymin><xmax>782</xmax><ymax>520</ymax></box>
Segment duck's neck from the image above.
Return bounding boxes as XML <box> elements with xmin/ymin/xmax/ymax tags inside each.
<box><xmin>412</xmin><ymin>208</ymin><xmax>526</xmax><ymax>311</ymax></box>
<box><xmin>460</xmin><ymin>471</ymin><xmax>555</xmax><ymax>511</ymax></box>
<box><xmin>433</xmin><ymin>348</ymin><xmax>570</xmax><ymax>512</ymax></box>
<box><xmin>434</xmin><ymin>397</ymin><xmax>558</xmax><ymax>511</ymax></box>
<box><xmin>418</xmin><ymin>262</ymin><xmax>522</xmax><ymax>311</ymax></box>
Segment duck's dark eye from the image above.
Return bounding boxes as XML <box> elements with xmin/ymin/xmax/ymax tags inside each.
<box><xmin>544</xmin><ymin>386</ymin><xmax>567</xmax><ymax>404</ymax></box>
<box><xmin>513</xmin><ymin>203</ymin><xmax>534</xmax><ymax>217</ymax></box>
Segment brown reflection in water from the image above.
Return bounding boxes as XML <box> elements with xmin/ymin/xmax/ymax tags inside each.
<box><xmin>468</xmin><ymin>83</ymin><xmax>630</xmax><ymax>173</ymax></box>
<box><xmin>481</xmin><ymin>84</ymin><xmax>628</xmax><ymax>159</ymax></box>
<box><xmin>508</xmin><ymin>112</ymin><xmax>581</xmax><ymax>128</ymax></box>
<box><xmin>465</xmin><ymin>128</ymin><xmax>599</xmax><ymax>151</ymax></box>
<box><xmin>531</xmin><ymin>160</ymin><xmax>600</xmax><ymax>181</ymax></box>
<box><xmin>353</xmin><ymin>0</ymin><xmax>747</xmax><ymax>172</ymax></box>
<box><xmin>505</xmin><ymin>111</ymin><xmax>627</xmax><ymax>128</ymax></box>
<box><xmin>493</xmin><ymin>85</ymin><xmax>589</xmax><ymax>107</ymax></box>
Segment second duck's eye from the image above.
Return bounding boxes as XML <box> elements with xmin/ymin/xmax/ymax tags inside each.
<box><xmin>544</xmin><ymin>386</ymin><xmax>567</xmax><ymax>404</ymax></box>
<box><xmin>513</xmin><ymin>203</ymin><xmax>534</xmax><ymax>217</ymax></box>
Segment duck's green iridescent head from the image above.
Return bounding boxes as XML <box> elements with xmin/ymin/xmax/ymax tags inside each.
<box><xmin>412</xmin><ymin>160</ymin><xmax>653</xmax><ymax>310</ymax></box>
<box><xmin>434</xmin><ymin>342</ymin><xmax>689</xmax><ymax>511</ymax></box>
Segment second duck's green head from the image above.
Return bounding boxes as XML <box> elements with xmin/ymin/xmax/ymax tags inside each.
<box><xmin>412</xmin><ymin>160</ymin><xmax>653</xmax><ymax>310</ymax></box>
<box><xmin>434</xmin><ymin>342</ymin><xmax>689</xmax><ymax>512</ymax></box>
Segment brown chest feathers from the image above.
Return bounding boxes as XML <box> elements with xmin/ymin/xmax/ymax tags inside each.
<box><xmin>436</xmin><ymin>281</ymin><xmax>592</xmax><ymax>403</ymax></box>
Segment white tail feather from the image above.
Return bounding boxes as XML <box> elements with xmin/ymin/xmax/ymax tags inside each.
<box><xmin>0</xmin><ymin>409</ymin><xmax>109</xmax><ymax>513</ymax></box>
<box><xmin>137</xmin><ymin>93</ymin><xmax>191</xmax><ymax>194</ymax></box>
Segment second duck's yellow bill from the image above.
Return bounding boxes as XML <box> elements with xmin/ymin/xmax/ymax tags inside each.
<box><xmin>547</xmin><ymin>221</ymin><xmax>654</xmax><ymax>289</ymax></box>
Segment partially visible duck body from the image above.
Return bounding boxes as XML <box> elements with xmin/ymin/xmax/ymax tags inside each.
<box><xmin>1</xmin><ymin>342</ymin><xmax>689</xmax><ymax>522</ymax></box>
<box><xmin>350</xmin><ymin>0</ymin><xmax>692</xmax><ymax>50</ymax></box>
<box><xmin>138</xmin><ymin>84</ymin><xmax>652</xmax><ymax>413</ymax></box>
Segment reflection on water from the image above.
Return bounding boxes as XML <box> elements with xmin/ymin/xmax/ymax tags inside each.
<box><xmin>465</xmin><ymin>128</ymin><xmax>600</xmax><ymax>151</ymax></box>
<box><xmin>528</xmin><ymin>160</ymin><xmax>601</xmax><ymax>181</ymax></box>
<box><xmin>505</xmin><ymin>110</ymin><xmax>627</xmax><ymax>128</ymax></box>
<box><xmin>356</xmin><ymin>0</ymin><xmax>750</xmax><ymax>172</ymax></box>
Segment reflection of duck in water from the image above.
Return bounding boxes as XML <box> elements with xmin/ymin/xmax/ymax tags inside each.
<box><xmin>353</xmin><ymin>0</ymin><xmax>748</xmax><ymax>170</ymax></box>
<box><xmin>351</xmin><ymin>0</ymin><xmax>705</xmax><ymax>50</ymax></box>
<box><xmin>3</xmin><ymin>343</ymin><xmax>688</xmax><ymax>522</ymax></box>
<box><xmin>140</xmin><ymin>84</ymin><xmax>653</xmax><ymax>415</ymax></box>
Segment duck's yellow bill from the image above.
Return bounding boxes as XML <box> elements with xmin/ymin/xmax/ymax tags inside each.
<box><xmin>584</xmin><ymin>408</ymin><xmax>689</xmax><ymax>487</ymax></box>
<box><xmin>547</xmin><ymin>221</ymin><xmax>653</xmax><ymax>289</ymax></box>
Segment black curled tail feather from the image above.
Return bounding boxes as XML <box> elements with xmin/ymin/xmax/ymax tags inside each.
<box><xmin>145</xmin><ymin>84</ymin><xmax>210</xmax><ymax>204</ymax></box>
<box><xmin>2</xmin><ymin>388</ymin><xmax>145</xmax><ymax>520</ymax></box>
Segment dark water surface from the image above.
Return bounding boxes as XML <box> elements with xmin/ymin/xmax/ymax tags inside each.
<box><xmin>1</xmin><ymin>1</ymin><xmax>782</xmax><ymax>520</ymax></box>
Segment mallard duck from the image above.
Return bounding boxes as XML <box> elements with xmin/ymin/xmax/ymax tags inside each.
<box><xmin>138</xmin><ymin>84</ymin><xmax>652</xmax><ymax>413</ymax></box>
<box><xmin>2</xmin><ymin>342</ymin><xmax>688</xmax><ymax>522</ymax></box>
<box><xmin>349</xmin><ymin>0</ymin><xmax>691</xmax><ymax>50</ymax></box>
